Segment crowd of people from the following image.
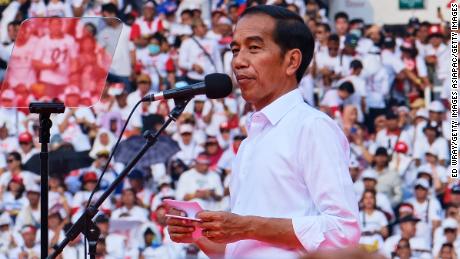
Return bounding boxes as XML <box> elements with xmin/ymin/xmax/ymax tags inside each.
<box><xmin>0</xmin><ymin>0</ymin><xmax>455</xmax><ymax>258</ymax></box>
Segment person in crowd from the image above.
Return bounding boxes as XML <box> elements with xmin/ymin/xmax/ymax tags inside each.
<box><xmin>178</xmin><ymin>18</ymin><xmax>223</xmax><ymax>84</ymax></box>
<box><xmin>406</xmin><ymin>178</ymin><xmax>442</xmax><ymax>246</ymax></box>
<box><xmin>9</xmin><ymin>225</ymin><xmax>40</xmax><ymax>258</ymax></box>
<box><xmin>111</xmin><ymin>187</ymin><xmax>149</xmax><ymax>220</ymax></box>
<box><xmin>175</xmin><ymin>153</ymin><xmax>223</xmax><ymax>210</ymax></box>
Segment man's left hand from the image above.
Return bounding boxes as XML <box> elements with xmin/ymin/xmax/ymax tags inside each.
<box><xmin>197</xmin><ymin>211</ymin><xmax>250</xmax><ymax>244</ymax></box>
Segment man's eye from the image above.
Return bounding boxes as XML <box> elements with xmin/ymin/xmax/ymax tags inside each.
<box><xmin>231</xmin><ymin>48</ymin><xmax>239</xmax><ymax>54</ymax></box>
<box><xmin>249</xmin><ymin>46</ymin><xmax>260</xmax><ymax>50</ymax></box>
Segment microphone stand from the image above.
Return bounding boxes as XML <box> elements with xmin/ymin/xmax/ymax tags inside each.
<box><xmin>29</xmin><ymin>102</ymin><xmax>65</xmax><ymax>259</ymax></box>
<box><xmin>48</xmin><ymin>98</ymin><xmax>190</xmax><ymax>259</ymax></box>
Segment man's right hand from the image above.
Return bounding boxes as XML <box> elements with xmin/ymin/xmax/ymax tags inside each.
<box><xmin>167</xmin><ymin>217</ymin><xmax>197</xmax><ymax>243</ymax></box>
<box><xmin>166</xmin><ymin>208</ymin><xmax>197</xmax><ymax>243</ymax></box>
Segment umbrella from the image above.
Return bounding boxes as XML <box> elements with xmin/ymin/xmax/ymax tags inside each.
<box><xmin>24</xmin><ymin>145</ymin><xmax>94</xmax><ymax>177</ymax></box>
<box><xmin>113</xmin><ymin>134</ymin><xmax>180</xmax><ymax>168</ymax></box>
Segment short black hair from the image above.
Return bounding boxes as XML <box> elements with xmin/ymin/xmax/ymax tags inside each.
<box><xmin>334</xmin><ymin>12</ymin><xmax>349</xmax><ymax>22</ymax></box>
<box><xmin>101</xmin><ymin>3</ymin><xmax>118</xmax><ymax>15</ymax></box>
<box><xmin>240</xmin><ymin>5</ymin><xmax>315</xmax><ymax>83</ymax></box>
<box><xmin>317</xmin><ymin>23</ymin><xmax>331</xmax><ymax>32</ymax></box>
<box><xmin>338</xmin><ymin>81</ymin><xmax>355</xmax><ymax>95</ymax></box>
<box><xmin>328</xmin><ymin>33</ymin><xmax>340</xmax><ymax>43</ymax></box>
<box><xmin>350</xmin><ymin>59</ymin><xmax>363</xmax><ymax>70</ymax></box>
<box><xmin>8</xmin><ymin>151</ymin><xmax>22</xmax><ymax>163</ymax></box>
<box><xmin>8</xmin><ymin>20</ymin><xmax>21</xmax><ymax>27</ymax></box>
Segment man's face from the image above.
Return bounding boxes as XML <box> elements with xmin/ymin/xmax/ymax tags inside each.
<box><xmin>429</xmin><ymin>111</ymin><xmax>443</xmax><ymax>122</ymax></box>
<box><xmin>327</xmin><ymin>40</ymin><xmax>339</xmax><ymax>57</ymax></box>
<box><xmin>315</xmin><ymin>26</ymin><xmax>328</xmax><ymax>42</ymax></box>
<box><xmin>374</xmin><ymin>154</ymin><xmax>387</xmax><ymax>166</ymax></box>
<box><xmin>122</xmin><ymin>190</ymin><xmax>135</xmax><ymax>206</ymax></box>
<box><xmin>27</xmin><ymin>192</ymin><xmax>40</xmax><ymax>205</ymax></box>
<box><xmin>193</xmin><ymin>22</ymin><xmax>207</xmax><ymax>38</ymax></box>
<box><xmin>400</xmin><ymin>221</ymin><xmax>417</xmax><ymax>237</ymax></box>
<box><xmin>430</xmin><ymin>36</ymin><xmax>443</xmax><ymax>48</ymax></box>
<box><xmin>143</xmin><ymin>7</ymin><xmax>155</xmax><ymax>20</ymax></box>
<box><xmin>231</xmin><ymin>14</ymin><xmax>294</xmax><ymax>110</ymax></box>
<box><xmin>195</xmin><ymin>162</ymin><xmax>209</xmax><ymax>173</ymax></box>
<box><xmin>445</xmin><ymin>228</ymin><xmax>457</xmax><ymax>242</ymax></box>
<box><xmin>7</xmin><ymin>24</ymin><xmax>19</xmax><ymax>41</ymax></box>
<box><xmin>7</xmin><ymin>155</ymin><xmax>20</xmax><ymax>171</ymax></box>
<box><xmin>363</xmin><ymin>179</ymin><xmax>376</xmax><ymax>190</ymax></box>
<box><xmin>335</xmin><ymin>18</ymin><xmax>348</xmax><ymax>36</ymax></box>
<box><xmin>22</xmin><ymin>232</ymin><xmax>36</xmax><ymax>247</ymax></box>
<box><xmin>386</xmin><ymin>118</ymin><xmax>399</xmax><ymax>131</ymax></box>
<box><xmin>338</xmin><ymin>89</ymin><xmax>350</xmax><ymax>100</ymax></box>
<box><xmin>415</xmin><ymin>186</ymin><xmax>428</xmax><ymax>200</ymax></box>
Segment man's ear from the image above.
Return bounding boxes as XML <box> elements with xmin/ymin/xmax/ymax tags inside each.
<box><xmin>285</xmin><ymin>49</ymin><xmax>302</xmax><ymax>78</ymax></box>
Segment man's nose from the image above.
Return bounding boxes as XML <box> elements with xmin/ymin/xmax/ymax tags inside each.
<box><xmin>232</xmin><ymin>51</ymin><xmax>249</xmax><ymax>70</ymax></box>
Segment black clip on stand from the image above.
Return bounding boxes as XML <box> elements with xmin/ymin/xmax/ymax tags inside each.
<box><xmin>48</xmin><ymin>98</ymin><xmax>190</xmax><ymax>259</ymax></box>
<box><xmin>29</xmin><ymin>102</ymin><xmax>65</xmax><ymax>259</ymax></box>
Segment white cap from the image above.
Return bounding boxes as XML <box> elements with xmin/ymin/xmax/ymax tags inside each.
<box><xmin>179</xmin><ymin>124</ymin><xmax>194</xmax><ymax>134</ymax></box>
<box><xmin>417</xmin><ymin>164</ymin><xmax>433</xmax><ymax>176</ymax></box>
<box><xmin>442</xmin><ymin>218</ymin><xmax>458</xmax><ymax>230</ymax></box>
<box><xmin>361</xmin><ymin>170</ymin><xmax>378</xmax><ymax>181</ymax></box>
<box><xmin>428</xmin><ymin>100</ymin><xmax>445</xmax><ymax>113</ymax></box>
<box><xmin>158</xmin><ymin>175</ymin><xmax>172</xmax><ymax>186</ymax></box>
<box><xmin>415</xmin><ymin>108</ymin><xmax>429</xmax><ymax>119</ymax></box>
<box><xmin>0</xmin><ymin>213</ymin><xmax>11</xmax><ymax>226</ymax></box>
<box><xmin>414</xmin><ymin>178</ymin><xmax>430</xmax><ymax>190</ymax></box>
<box><xmin>26</xmin><ymin>184</ymin><xmax>40</xmax><ymax>193</ymax></box>
<box><xmin>425</xmin><ymin>146</ymin><xmax>439</xmax><ymax>157</ymax></box>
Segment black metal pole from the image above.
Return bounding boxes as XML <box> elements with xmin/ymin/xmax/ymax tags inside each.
<box><xmin>29</xmin><ymin>102</ymin><xmax>65</xmax><ymax>259</ymax></box>
<box><xmin>39</xmin><ymin>126</ymin><xmax>49</xmax><ymax>259</ymax></box>
<box><xmin>48</xmin><ymin>99</ymin><xmax>189</xmax><ymax>259</ymax></box>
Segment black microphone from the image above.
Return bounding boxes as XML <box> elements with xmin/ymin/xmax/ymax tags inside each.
<box><xmin>141</xmin><ymin>73</ymin><xmax>233</xmax><ymax>102</ymax></box>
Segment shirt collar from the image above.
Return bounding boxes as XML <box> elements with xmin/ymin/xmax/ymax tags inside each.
<box><xmin>257</xmin><ymin>88</ymin><xmax>303</xmax><ymax>126</ymax></box>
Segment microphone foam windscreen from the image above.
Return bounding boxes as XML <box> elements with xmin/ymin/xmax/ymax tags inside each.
<box><xmin>204</xmin><ymin>73</ymin><xmax>233</xmax><ymax>99</ymax></box>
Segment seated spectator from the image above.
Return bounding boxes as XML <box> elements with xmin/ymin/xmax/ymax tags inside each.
<box><xmin>432</xmin><ymin>218</ymin><xmax>460</xmax><ymax>257</ymax></box>
<box><xmin>14</xmin><ymin>184</ymin><xmax>40</xmax><ymax>231</ymax></box>
<box><xmin>17</xmin><ymin>132</ymin><xmax>38</xmax><ymax>164</ymax></box>
<box><xmin>358</xmin><ymin>190</ymin><xmax>389</xmax><ymax>252</ymax></box>
<box><xmin>0</xmin><ymin>152</ymin><xmax>39</xmax><ymax>190</ymax></box>
<box><xmin>384</xmin><ymin>215</ymin><xmax>430</xmax><ymax>259</ymax></box>
<box><xmin>111</xmin><ymin>188</ymin><xmax>149</xmax><ymax>221</ymax></box>
<box><xmin>125</xmin><ymin>169</ymin><xmax>153</xmax><ymax>209</ymax></box>
<box><xmin>406</xmin><ymin>178</ymin><xmax>442</xmax><ymax>247</ymax></box>
<box><xmin>10</xmin><ymin>225</ymin><xmax>40</xmax><ymax>258</ymax></box>
<box><xmin>175</xmin><ymin>153</ymin><xmax>223</xmax><ymax>210</ymax></box>
<box><xmin>371</xmin><ymin>147</ymin><xmax>403</xmax><ymax>207</ymax></box>
<box><xmin>356</xmin><ymin>170</ymin><xmax>394</xmax><ymax>220</ymax></box>
<box><xmin>413</xmin><ymin>121</ymin><xmax>448</xmax><ymax>166</ymax></box>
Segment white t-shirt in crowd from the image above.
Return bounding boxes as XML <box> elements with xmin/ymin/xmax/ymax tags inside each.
<box><xmin>175</xmin><ymin>168</ymin><xmax>223</xmax><ymax>210</ymax></box>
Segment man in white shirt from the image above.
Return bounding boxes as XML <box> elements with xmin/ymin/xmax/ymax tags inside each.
<box><xmin>179</xmin><ymin>18</ymin><xmax>223</xmax><ymax>84</ymax></box>
<box><xmin>406</xmin><ymin>178</ymin><xmax>442</xmax><ymax>246</ymax></box>
<box><xmin>167</xmin><ymin>5</ymin><xmax>360</xmax><ymax>258</ymax></box>
<box><xmin>175</xmin><ymin>154</ymin><xmax>223</xmax><ymax>210</ymax></box>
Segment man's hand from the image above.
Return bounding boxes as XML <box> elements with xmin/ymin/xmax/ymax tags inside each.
<box><xmin>166</xmin><ymin>208</ymin><xmax>197</xmax><ymax>243</ymax></box>
<box><xmin>197</xmin><ymin>211</ymin><xmax>249</xmax><ymax>244</ymax></box>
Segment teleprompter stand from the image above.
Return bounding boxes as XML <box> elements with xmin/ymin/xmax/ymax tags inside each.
<box><xmin>48</xmin><ymin>98</ymin><xmax>190</xmax><ymax>259</ymax></box>
<box><xmin>29</xmin><ymin>102</ymin><xmax>65</xmax><ymax>259</ymax></box>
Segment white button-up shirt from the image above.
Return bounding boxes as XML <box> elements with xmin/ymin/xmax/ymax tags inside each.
<box><xmin>226</xmin><ymin>89</ymin><xmax>360</xmax><ymax>259</ymax></box>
